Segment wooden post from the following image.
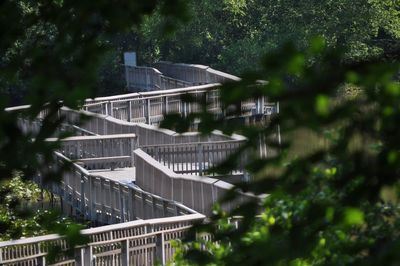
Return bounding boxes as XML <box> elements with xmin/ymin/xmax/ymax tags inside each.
<box><xmin>127</xmin><ymin>101</ymin><xmax>132</xmax><ymax>122</ymax></box>
<box><xmin>80</xmin><ymin>174</ymin><xmax>86</xmax><ymax>220</ymax></box>
<box><xmin>144</xmin><ymin>98</ymin><xmax>150</xmax><ymax>124</ymax></box>
<box><xmin>110</xmin><ymin>182</ymin><xmax>116</xmax><ymax>223</ymax></box>
<box><xmin>130</xmin><ymin>138</ymin><xmax>135</xmax><ymax>167</ymax></box>
<box><xmin>121</xmin><ymin>239</ymin><xmax>130</xmax><ymax>266</ymax></box>
<box><xmin>197</xmin><ymin>143</ymin><xmax>203</xmax><ymax>176</ymax></box>
<box><xmin>36</xmin><ymin>245</ymin><xmax>46</xmax><ymax>266</ymax></box>
<box><xmin>181</xmin><ymin>101</ymin><xmax>187</xmax><ymax>118</ymax></box>
<box><xmin>75</xmin><ymin>246</ymin><xmax>93</xmax><ymax>266</ymax></box>
<box><xmin>119</xmin><ymin>185</ymin><xmax>126</xmax><ymax>223</ymax></box>
<box><xmin>88</xmin><ymin>175</ymin><xmax>93</xmax><ymax>221</ymax></box>
<box><xmin>163</xmin><ymin>201</ymin><xmax>168</xmax><ymax>217</ymax></box>
<box><xmin>128</xmin><ymin>189</ymin><xmax>135</xmax><ymax>221</ymax></box>
<box><xmin>100</xmin><ymin>179</ymin><xmax>107</xmax><ymax>224</ymax></box>
<box><xmin>155</xmin><ymin>232</ymin><xmax>166</xmax><ymax>265</ymax></box>
<box><xmin>110</xmin><ymin>102</ymin><xmax>114</xmax><ymax>117</ymax></box>
<box><xmin>141</xmin><ymin>192</ymin><xmax>146</xmax><ymax>219</ymax></box>
<box><xmin>255</xmin><ymin>97</ymin><xmax>261</xmax><ymax>115</ymax></box>
<box><xmin>163</xmin><ymin>96</ymin><xmax>169</xmax><ymax>115</ymax></box>
<box><xmin>260</xmin><ymin>96</ymin><xmax>265</xmax><ymax>115</ymax></box>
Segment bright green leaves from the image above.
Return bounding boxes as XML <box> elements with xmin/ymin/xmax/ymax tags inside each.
<box><xmin>268</xmin><ymin>216</ymin><xmax>276</xmax><ymax>225</ymax></box>
<box><xmin>315</xmin><ymin>95</ymin><xmax>330</xmax><ymax>117</ymax></box>
<box><xmin>318</xmin><ymin>238</ymin><xmax>326</xmax><ymax>246</ymax></box>
<box><xmin>343</xmin><ymin>208</ymin><xmax>364</xmax><ymax>226</ymax></box>
<box><xmin>324</xmin><ymin>167</ymin><xmax>337</xmax><ymax>177</ymax></box>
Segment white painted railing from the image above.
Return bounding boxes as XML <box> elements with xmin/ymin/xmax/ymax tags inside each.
<box><xmin>141</xmin><ymin>139</ymin><xmax>246</xmax><ymax>176</ymax></box>
<box><xmin>125</xmin><ymin>65</ymin><xmax>193</xmax><ymax>91</ymax></box>
<box><xmin>154</xmin><ymin>62</ymin><xmax>240</xmax><ymax>85</ymax></box>
<box><xmin>59</xmin><ymin>107</ymin><xmax>235</xmax><ymax>146</ymax></box>
<box><xmin>44</xmin><ymin>151</ymin><xmax>197</xmax><ymax>225</ymax></box>
<box><xmin>124</xmin><ymin>62</ymin><xmax>239</xmax><ymax>92</ymax></box>
<box><xmin>0</xmin><ymin>213</ymin><xmax>205</xmax><ymax>265</ymax></box>
<box><xmin>84</xmin><ymin>84</ymin><xmax>274</xmax><ymax>125</ymax></box>
<box><xmin>134</xmin><ymin>149</ymin><xmax>260</xmax><ymax>216</ymax></box>
<box><xmin>48</xmin><ymin>134</ymin><xmax>138</xmax><ymax>169</ymax></box>
<box><xmin>2</xmin><ymin>83</ymin><xmax>269</xmax><ymax>265</ymax></box>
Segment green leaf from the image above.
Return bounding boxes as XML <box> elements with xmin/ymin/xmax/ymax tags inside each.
<box><xmin>343</xmin><ymin>208</ymin><xmax>364</xmax><ymax>226</ymax></box>
<box><xmin>315</xmin><ymin>95</ymin><xmax>330</xmax><ymax>116</ymax></box>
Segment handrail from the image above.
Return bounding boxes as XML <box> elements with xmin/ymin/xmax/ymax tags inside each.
<box><xmin>0</xmin><ymin>213</ymin><xmax>204</xmax><ymax>248</ymax></box>
<box><xmin>103</xmin><ymin>88</ymin><xmax>216</xmax><ymax>104</ymax></box>
<box><xmin>85</xmin><ymin>83</ymin><xmax>219</xmax><ymax>103</ymax></box>
<box><xmin>140</xmin><ymin>139</ymin><xmax>245</xmax><ymax>148</ymax></box>
<box><xmin>134</xmin><ymin>148</ymin><xmax>262</xmax><ymax>216</ymax></box>
<box><xmin>53</xmin><ymin>151</ymin><xmax>198</xmax><ymax>218</ymax></box>
<box><xmin>60</xmin><ymin>107</ymin><xmax>236</xmax><ymax>144</ymax></box>
<box><xmin>46</xmin><ymin>133</ymin><xmax>136</xmax><ymax>142</ymax></box>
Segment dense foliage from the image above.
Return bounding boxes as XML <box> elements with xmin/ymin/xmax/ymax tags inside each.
<box><xmin>161</xmin><ymin>38</ymin><xmax>400</xmax><ymax>265</ymax></box>
<box><xmin>138</xmin><ymin>0</ymin><xmax>400</xmax><ymax>74</ymax></box>
<box><xmin>0</xmin><ymin>176</ymin><xmax>78</xmax><ymax>241</ymax></box>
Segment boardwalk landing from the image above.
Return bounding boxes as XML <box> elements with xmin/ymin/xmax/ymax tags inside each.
<box><xmin>90</xmin><ymin>168</ymin><xmax>135</xmax><ymax>185</ymax></box>
<box><xmin>0</xmin><ymin>63</ymin><xmax>273</xmax><ymax>265</ymax></box>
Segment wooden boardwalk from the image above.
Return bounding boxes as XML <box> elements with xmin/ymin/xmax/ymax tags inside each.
<box><xmin>0</xmin><ymin>63</ymin><xmax>273</xmax><ymax>265</ymax></box>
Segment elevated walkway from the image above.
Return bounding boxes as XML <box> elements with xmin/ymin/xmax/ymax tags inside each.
<box><xmin>0</xmin><ymin>63</ymin><xmax>270</xmax><ymax>265</ymax></box>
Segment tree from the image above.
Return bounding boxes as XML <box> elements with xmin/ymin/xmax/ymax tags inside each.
<box><xmin>162</xmin><ymin>38</ymin><xmax>400</xmax><ymax>265</ymax></box>
<box><xmin>138</xmin><ymin>0</ymin><xmax>400</xmax><ymax>74</ymax></box>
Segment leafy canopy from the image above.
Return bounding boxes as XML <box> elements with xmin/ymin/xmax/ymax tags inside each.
<box><xmin>162</xmin><ymin>38</ymin><xmax>400</xmax><ymax>265</ymax></box>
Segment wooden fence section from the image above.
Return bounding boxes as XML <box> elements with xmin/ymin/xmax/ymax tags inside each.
<box><xmin>141</xmin><ymin>139</ymin><xmax>246</xmax><ymax>176</ymax></box>
<box><xmin>59</xmin><ymin>107</ymin><xmax>235</xmax><ymax>146</ymax></box>
<box><xmin>43</xmin><ymin>151</ymin><xmax>198</xmax><ymax>226</ymax></box>
<box><xmin>0</xmin><ymin>213</ymin><xmax>205</xmax><ymax>266</ymax></box>
<box><xmin>134</xmin><ymin>149</ymin><xmax>259</xmax><ymax>216</ymax></box>
<box><xmin>125</xmin><ymin>65</ymin><xmax>193</xmax><ymax>91</ymax></box>
<box><xmin>154</xmin><ymin>61</ymin><xmax>240</xmax><ymax>85</ymax></box>
<box><xmin>48</xmin><ymin>134</ymin><xmax>138</xmax><ymax>169</ymax></box>
<box><xmin>83</xmin><ymin>84</ymin><xmax>275</xmax><ymax>125</ymax></box>
<box><xmin>124</xmin><ymin>62</ymin><xmax>239</xmax><ymax>91</ymax></box>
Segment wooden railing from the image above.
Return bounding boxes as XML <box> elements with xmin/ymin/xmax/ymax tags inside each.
<box><xmin>48</xmin><ymin>134</ymin><xmax>138</xmax><ymax>169</ymax></box>
<box><xmin>1</xmin><ymin>64</ymin><xmax>274</xmax><ymax>265</ymax></box>
<box><xmin>124</xmin><ymin>65</ymin><xmax>194</xmax><ymax>91</ymax></box>
<box><xmin>154</xmin><ymin>62</ymin><xmax>240</xmax><ymax>85</ymax></box>
<box><xmin>59</xmin><ymin>107</ymin><xmax>235</xmax><ymax>146</ymax></box>
<box><xmin>124</xmin><ymin>62</ymin><xmax>240</xmax><ymax>91</ymax></box>
<box><xmin>42</xmin><ymin>151</ymin><xmax>198</xmax><ymax>225</ymax></box>
<box><xmin>0</xmin><ymin>213</ymin><xmax>205</xmax><ymax>265</ymax></box>
<box><xmin>141</xmin><ymin>139</ymin><xmax>246</xmax><ymax>176</ymax></box>
<box><xmin>134</xmin><ymin>149</ymin><xmax>260</xmax><ymax>216</ymax></box>
<box><xmin>84</xmin><ymin>84</ymin><xmax>274</xmax><ymax>125</ymax></box>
